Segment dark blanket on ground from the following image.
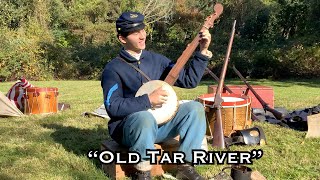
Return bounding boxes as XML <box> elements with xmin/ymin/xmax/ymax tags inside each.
<box><xmin>253</xmin><ymin>104</ymin><xmax>320</xmax><ymax>131</ymax></box>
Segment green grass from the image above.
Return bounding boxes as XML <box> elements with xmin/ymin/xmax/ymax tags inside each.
<box><xmin>0</xmin><ymin>79</ymin><xmax>319</xmax><ymax>180</ymax></box>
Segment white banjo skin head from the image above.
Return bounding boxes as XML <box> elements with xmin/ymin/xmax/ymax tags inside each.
<box><xmin>135</xmin><ymin>80</ymin><xmax>179</xmax><ymax>125</ymax></box>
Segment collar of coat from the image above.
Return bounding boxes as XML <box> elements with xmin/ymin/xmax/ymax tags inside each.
<box><xmin>119</xmin><ymin>47</ymin><xmax>146</xmax><ymax>62</ymax></box>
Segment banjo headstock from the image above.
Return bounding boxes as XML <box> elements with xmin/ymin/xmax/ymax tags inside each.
<box><xmin>203</xmin><ymin>3</ymin><xmax>223</xmax><ymax>30</ymax></box>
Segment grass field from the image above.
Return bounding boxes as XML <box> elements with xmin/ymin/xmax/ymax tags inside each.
<box><xmin>0</xmin><ymin>79</ymin><xmax>319</xmax><ymax>180</ymax></box>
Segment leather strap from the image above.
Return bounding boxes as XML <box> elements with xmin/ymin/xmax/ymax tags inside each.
<box><xmin>117</xmin><ymin>56</ymin><xmax>151</xmax><ymax>82</ymax></box>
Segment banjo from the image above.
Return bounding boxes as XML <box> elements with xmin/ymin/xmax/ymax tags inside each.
<box><xmin>135</xmin><ymin>3</ymin><xmax>223</xmax><ymax>125</ymax></box>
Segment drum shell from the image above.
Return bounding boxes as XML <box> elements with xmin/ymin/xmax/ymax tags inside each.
<box><xmin>198</xmin><ymin>93</ymin><xmax>252</xmax><ymax>137</ymax></box>
<box><xmin>24</xmin><ymin>87</ymin><xmax>59</xmax><ymax>115</ymax></box>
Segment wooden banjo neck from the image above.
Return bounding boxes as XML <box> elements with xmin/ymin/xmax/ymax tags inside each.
<box><xmin>135</xmin><ymin>3</ymin><xmax>223</xmax><ymax>125</ymax></box>
<box><xmin>164</xmin><ymin>3</ymin><xmax>223</xmax><ymax>85</ymax></box>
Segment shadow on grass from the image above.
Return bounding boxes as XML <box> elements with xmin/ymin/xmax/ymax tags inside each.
<box><xmin>0</xmin><ymin>174</ymin><xmax>14</xmax><ymax>180</ymax></box>
<box><xmin>41</xmin><ymin>123</ymin><xmax>111</xmax><ymax>169</ymax></box>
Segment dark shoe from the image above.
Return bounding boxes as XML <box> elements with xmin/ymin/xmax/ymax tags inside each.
<box><xmin>132</xmin><ymin>170</ymin><xmax>151</xmax><ymax>180</ymax></box>
<box><xmin>176</xmin><ymin>164</ymin><xmax>205</xmax><ymax>180</ymax></box>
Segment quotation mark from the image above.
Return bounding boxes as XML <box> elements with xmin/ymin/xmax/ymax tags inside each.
<box><xmin>87</xmin><ymin>150</ymin><xmax>99</xmax><ymax>159</ymax></box>
<box><xmin>250</xmin><ymin>149</ymin><xmax>263</xmax><ymax>160</ymax></box>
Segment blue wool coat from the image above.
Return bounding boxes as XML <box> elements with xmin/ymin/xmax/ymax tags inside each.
<box><xmin>101</xmin><ymin>48</ymin><xmax>209</xmax><ymax>142</ymax></box>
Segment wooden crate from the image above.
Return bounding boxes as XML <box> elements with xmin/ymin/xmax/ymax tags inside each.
<box><xmin>101</xmin><ymin>139</ymin><xmax>179</xmax><ymax>179</ymax></box>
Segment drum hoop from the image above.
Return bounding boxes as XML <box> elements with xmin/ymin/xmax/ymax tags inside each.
<box><xmin>198</xmin><ymin>93</ymin><xmax>251</xmax><ymax>107</ymax></box>
<box><xmin>205</xmin><ymin>102</ymin><xmax>251</xmax><ymax>109</ymax></box>
<box><xmin>26</xmin><ymin>87</ymin><xmax>58</xmax><ymax>92</ymax></box>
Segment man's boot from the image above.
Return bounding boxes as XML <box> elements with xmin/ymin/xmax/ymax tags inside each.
<box><xmin>132</xmin><ymin>161</ymin><xmax>152</xmax><ymax>180</ymax></box>
<box><xmin>132</xmin><ymin>170</ymin><xmax>151</xmax><ymax>180</ymax></box>
<box><xmin>176</xmin><ymin>164</ymin><xmax>205</xmax><ymax>180</ymax></box>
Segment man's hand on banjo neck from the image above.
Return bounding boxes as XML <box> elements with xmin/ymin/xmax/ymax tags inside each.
<box><xmin>199</xmin><ymin>29</ymin><xmax>213</xmax><ymax>59</ymax></box>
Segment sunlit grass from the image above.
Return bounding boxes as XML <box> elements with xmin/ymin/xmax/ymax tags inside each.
<box><xmin>0</xmin><ymin>79</ymin><xmax>319</xmax><ymax>179</ymax></box>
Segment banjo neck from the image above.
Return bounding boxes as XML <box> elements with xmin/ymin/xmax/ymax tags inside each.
<box><xmin>135</xmin><ymin>3</ymin><xmax>223</xmax><ymax>125</ymax></box>
<box><xmin>164</xmin><ymin>3</ymin><xmax>223</xmax><ymax>86</ymax></box>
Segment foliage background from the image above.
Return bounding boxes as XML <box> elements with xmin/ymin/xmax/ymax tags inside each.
<box><xmin>0</xmin><ymin>0</ymin><xmax>319</xmax><ymax>81</ymax></box>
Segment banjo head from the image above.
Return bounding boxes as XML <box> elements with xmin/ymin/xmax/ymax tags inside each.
<box><xmin>135</xmin><ymin>80</ymin><xmax>179</xmax><ymax>125</ymax></box>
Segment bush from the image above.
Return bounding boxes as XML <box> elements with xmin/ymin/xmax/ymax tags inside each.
<box><xmin>0</xmin><ymin>28</ymin><xmax>53</xmax><ymax>81</ymax></box>
<box><xmin>251</xmin><ymin>49</ymin><xmax>280</xmax><ymax>79</ymax></box>
<box><xmin>277</xmin><ymin>44</ymin><xmax>320</xmax><ymax>78</ymax></box>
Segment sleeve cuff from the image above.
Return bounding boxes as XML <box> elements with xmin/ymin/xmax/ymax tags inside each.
<box><xmin>194</xmin><ymin>51</ymin><xmax>210</xmax><ymax>61</ymax></box>
<box><xmin>141</xmin><ymin>94</ymin><xmax>153</xmax><ymax>109</ymax></box>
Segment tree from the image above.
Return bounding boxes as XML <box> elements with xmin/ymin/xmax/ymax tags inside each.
<box><xmin>276</xmin><ymin>0</ymin><xmax>308</xmax><ymax>39</ymax></box>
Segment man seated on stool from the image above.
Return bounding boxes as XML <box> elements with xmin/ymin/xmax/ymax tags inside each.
<box><xmin>101</xmin><ymin>11</ymin><xmax>213</xmax><ymax>180</ymax></box>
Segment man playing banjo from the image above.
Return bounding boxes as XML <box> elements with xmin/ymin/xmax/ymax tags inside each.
<box><xmin>101</xmin><ymin>11</ymin><xmax>213</xmax><ymax>180</ymax></box>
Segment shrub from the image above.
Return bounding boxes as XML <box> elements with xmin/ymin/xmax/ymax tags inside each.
<box><xmin>277</xmin><ymin>44</ymin><xmax>320</xmax><ymax>78</ymax></box>
<box><xmin>0</xmin><ymin>28</ymin><xmax>53</xmax><ymax>81</ymax></box>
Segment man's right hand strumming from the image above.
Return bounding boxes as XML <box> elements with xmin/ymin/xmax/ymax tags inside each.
<box><xmin>148</xmin><ymin>87</ymin><xmax>169</xmax><ymax>108</ymax></box>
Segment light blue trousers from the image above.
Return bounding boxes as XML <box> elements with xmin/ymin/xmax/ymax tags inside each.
<box><xmin>121</xmin><ymin>101</ymin><xmax>206</xmax><ymax>162</ymax></box>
